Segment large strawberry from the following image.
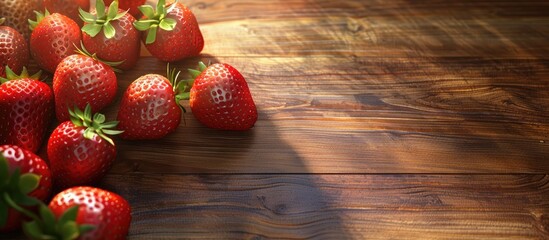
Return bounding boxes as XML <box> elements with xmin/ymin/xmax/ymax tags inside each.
<box><xmin>47</xmin><ymin>104</ymin><xmax>122</xmax><ymax>189</ymax></box>
<box><xmin>0</xmin><ymin>67</ymin><xmax>53</xmax><ymax>152</ymax></box>
<box><xmin>52</xmin><ymin>45</ymin><xmax>118</xmax><ymax>122</ymax></box>
<box><xmin>105</xmin><ymin>0</ymin><xmax>146</xmax><ymax>18</ymax></box>
<box><xmin>0</xmin><ymin>0</ymin><xmax>42</xmax><ymax>40</ymax></box>
<box><xmin>134</xmin><ymin>0</ymin><xmax>204</xmax><ymax>61</ymax></box>
<box><xmin>22</xmin><ymin>187</ymin><xmax>130</xmax><ymax>240</ymax></box>
<box><xmin>43</xmin><ymin>0</ymin><xmax>90</xmax><ymax>26</ymax></box>
<box><xmin>0</xmin><ymin>145</ymin><xmax>52</xmax><ymax>232</ymax></box>
<box><xmin>29</xmin><ymin>10</ymin><xmax>81</xmax><ymax>73</ymax></box>
<box><xmin>117</xmin><ymin>65</ymin><xmax>185</xmax><ymax>139</ymax></box>
<box><xmin>189</xmin><ymin>62</ymin><xmax>257</xmax><ymax>130</ymax></box>
<box><xmin>0</xmin><ymin>18</ymin><xmax>29</xmax><ymax>78</ymax></box>
<box><xmin>80</xmin><ymin>0</ymin><xmax>141</xmax><ymax>70</ymax></box>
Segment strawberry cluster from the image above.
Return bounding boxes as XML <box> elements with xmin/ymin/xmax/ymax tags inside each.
<box><xmin>0</xmin><ymin>0</ymin><xmax>258</xmax><ymax>239</ymax></box>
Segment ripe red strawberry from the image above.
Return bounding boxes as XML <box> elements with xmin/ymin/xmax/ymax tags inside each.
<box><xmin>134</xmin><ymin>0</ymin><xmax>204</xmax><ymax>61</ymax></box>
<box><xmin>189</xmin><ymin>62</ymin><xmax>257</xmax><ymax>130</ymax></box>
<box><xmin>80</xmin><ymin>0</ymin><xmax>141</xmax><ymax>70</ymax></box>
<box><xmin>105</xmin><ymin>0</ymin><xmax>146</xmax><ymax>18</ymax></box>
<box><xmin>47</xmin><ymin>105</ymin><xmax>122</xmax><ymax>189</ymax></box>
<box><xmin>43</xmin><ymin>0</ymin><xmax>90</xmax><ymax>26</ymax></box>
<box><xmin>22</xmin><ymin>187</ymin><xmax>130</xmax><ymax>239</ymax></box>
<box><xmin>0</xmin><ymin>0</ymin><xmax>42</xmax><ymax>40</ymax></box>
<box><xmin>117</xmin><ymin>66</ymin><xmax>185</xmax><ymax>139</ymax></box>
<box><xmin>0</xmin><ymin>67</ymin><xmax>53</xmax><ymax>152</ymax></box>
<box><xmin>29</xmin><ymin>10</ymin><xmax>81</xmax><ymax>73</ymax></box>
<box><xmin>0</xmin><ymin>145</ymin><xmax>52</xmax><ymax>232</ymax></box>
<box><xmin>0</xmin><ymin>18</ymin><xmax>29</xmax><ymax>78</ymax></box>
<box><xmin>52</xmin><ymin>46</ymin><xmax>118</xmax><ymax>122</ymax></box>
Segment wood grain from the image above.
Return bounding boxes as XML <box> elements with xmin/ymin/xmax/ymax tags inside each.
<box><xmin>83</xmin><ymin>56</ymin><xmax>549</xmax><ymax>174</ymax></box>
<box><xmin>95</xmin><ymin>174</ymin><xmax>548</xmax><ymax>239</ymax></box>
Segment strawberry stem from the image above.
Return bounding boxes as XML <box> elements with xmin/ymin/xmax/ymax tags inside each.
<box><xmin>3</xmin><ymin>192</ymin><xmax>40</xmax><ymax>222</ymax></box>
<box><xmin>80</xmin><ymin>0</ymin><xmax>129</xmax><ymax>39</ymax></box>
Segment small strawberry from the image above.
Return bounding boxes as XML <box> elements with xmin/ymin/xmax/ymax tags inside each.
<box><xmin>189</xmin><ymin>62</ymin><xmax>257</xmax><ymax>130</ymax></box>
<box><xmin>43</xmin><ymin>0</ymin><xmax>90</xmax><ymax>26</ymax></box>
<box><xmin>134</xmin><ymin>0</ymin><xmax>204</xmax><ymax>62</ymax></box>
<box><xmin>0</xmin><ymin>145</ymin><xmax>52</xmax><ymax>232</ymax></box>
<box><xmin>0</xmin><ymin>0</ymin><xmax>42</xmax><ymax>39</ymax></box>
<box><xmin>0</xmin><ymin>67</ymin><xmax>53</xmax><ymax>152</ymax></box>
<box><xmin>47</xmin><ymin>105</ymin><xmax>123</xmax><ymax>189</ymax></box>
<box><xmin>22</xmin><ymin>187</ymin><xmax>130</xmax><ymax>240</ymax></box>
<box><xmin>80</xmin><ymin>0</ymin><xmax>141</xmax><ymax>70</ymax></box>
<box><xmin>52</xmin><ymin>45</ymin><xmax>118</xmax><ymax>122</ymax></box>
<box><xmin>117</xmin><ymin>65</ymin><xmax>185</xmax><ymax>139</ymax></box>
<box><xmin>105</xmin><ymin>0</ymin><xmax>146</xmax><ymax>18</ymax></box>
<box><xmin>29</xmin><ymin>10</ymin><xmax>82</xmax><ymax>73</ymax></box>
<box><xmin>0</xmin><ymin>18</ymin><xmax>29</xmax><ymax>78</ymax></box>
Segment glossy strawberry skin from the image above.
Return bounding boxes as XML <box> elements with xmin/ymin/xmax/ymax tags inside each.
<box><xmin>117</xmin><ymin>74</ymin><xmax>181</xmax><ymax>140</ymax></box>
<box><xmin>190</xmin><ymin>63</ymin><xmax>257</xmax><ymax>130</ymax></box>
<box><xmin>0</xmin><ymin>145</ymin><xmax>52</xmax><ymax>232</ymax></box>
<box><xmin>0</xmin><ymin>79</ymin><xmax>53</xmax><ymax>152</ymax></box>
<box><xmin>53</xmin><ymin>54</ymin><xmax>117</xmax><ymax>122</ymax></box>
<box><xmin>105</xmin><ymin>0</ymin><xmax>145</xmax><ymax>18</ymax></box>
<box><xmin>43</xmin><ymin>0</ymin><xmax>90</xmax><ymax>26</ymax></box>
<box><xmin>0</xmin><ymin>0</ymin><xmax>42</xmax><ymax>40</ymax></box>
<box><xmin>47</xmin><ymin>121</ymin><xmax>116</xmax><ymax>189</ymax></box>
<box><xmin>0</xmin><ymin>26</ymin><xmax>29</xmax><ymax>78</ymax></box>
<box><xmin>49</xmin><ymin>187</ymin><xmax>131</xmax><ymax>240</ymax></box>
<box><xmin>143</xmin><ymin>2</ymin><xmax>204</xmax><ymax>62</ymax></box>
<box><xmin>83</xmin><ymin>10</ymin><xmax>141</xmax><ymax>70</ymax></box>
<box><xmin>30</xmin><ymin>13</ymin><xmax>81</xmax><ymax>73</ymax></box>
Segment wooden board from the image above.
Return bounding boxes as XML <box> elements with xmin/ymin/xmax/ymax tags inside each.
<box><xmin>3</xmin><ymin>0</ymin><xmax>549</xmax><ymax>239</ymax></box>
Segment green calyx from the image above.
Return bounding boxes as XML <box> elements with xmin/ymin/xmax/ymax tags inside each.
<box><xmin>68</xmin><ymin>104</ymin><xmax>124</xmax><ymax>146</ymax></box>
<box><xmin>79</xmin><ymin>0</ymin><xmax>129</xmax><ymax>39</ymax></box>
<box><xmin>168</xmin><ymin>63</ymin><xmax>198</xmax><ymax>113</ymax></box>
<box><xmin>23</xmin><ymin>204</ymin><xmax>95</xmax><ymax>240</ymax></box>
<box><xmin>74</xmin><ymin>42</ymin><xmax>123</xmax><ymax>72</ymax></box>
<box><xmin>134</xmin><ymin>0</ymin><xmax>178</xmax><ymax>44</ymax></box>
<box><xmin>0</xmin><ymin>18</ymin><xmax>5</xmax><ymax>25</ymax></box>
<box><xmin>0</xmin><ymin>153</ymin><xmax>42</xmax><ymax>228</ymax></box>
<box><xmin>28</xmin><ymin>9</ymin><xmax>50</xmax><ymax>31</ymax></box>
<box><xmin>0</xmin><ymin>66</ymin><xmax>43</xmax><ymax>84</ymax></box>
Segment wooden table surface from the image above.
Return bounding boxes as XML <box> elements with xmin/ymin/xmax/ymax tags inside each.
<box><xmin>5</xmin><ymin>0</ymin><xmax>549</xmax><ymax>239</ymax></box>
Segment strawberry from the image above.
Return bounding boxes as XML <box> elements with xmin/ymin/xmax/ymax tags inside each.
<box><xmin>29</xmin><ymin>10</ymin><xmax>82</xmax><ymax>73</ymax></box>
<box><xmin>47</xmin><ymin>105</ymin><xmax>123</xmax><ymax>189</ymax></box>
<box><xmin>43</xmin><ymin>0</ymin><xmax>90</xmax><ymax>26</ymax></box>
<box><xmin>80</xmin><ymin>0</ymin><xmax>141</xmax><ymax>70</ymax></box>
<box><xmin>0</xmin><ymin>0</ymin><xmax>42</xmax><ymax>40</ymax></box>
<box><xmin>134</xmin><ymin>0</ymin><xmax>204</xmax><ymax>62</ymax></box>
<box><xmin>105</xmin><ymin>0</ymin><xmax>146</xmax><ymax>18</ymax></box>
<box><xmin>117</xmin><ymin>65</ymin><xmax>185</xmax><ymax>139</ymax></box>
<box><xmin>52</xmin><ymin>45</ymin><xmax>118</xmax><ymax>122</ymax></box>
<box><xmin>0</xmin><ymin>145</ymin><xmax>52</xmax><ymax>232</ymax></box>
<box><xmin>0</xmin><ymin>67</ymin><xmax>53</xmax><ymax>152</ymax></box>
<box><xmin>0</xmin><ymin>18</ymin><xmax>29</xmax><ymax>78</ymax></box>
<box><xmin>22</xmin><ymin>187</ymin><xmax>130</xmax><ymax>240</ymax></box>
<box><xmin>189</xmin><ymin>62</ymin><xmax>257</xmax><ymax>130</ymax></box>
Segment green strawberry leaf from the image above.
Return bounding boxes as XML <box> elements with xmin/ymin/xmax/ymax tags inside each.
<box><xmin>157</xmin><ymin>0</ymin><xmax>166</xmax><ymax>15</ymax></box>
<box><xmin>58</xmin><ymin>205</ymin><xmax>79</xmax><ymax>228</ymax></box>
<box><xmin>79</xmin><ymin>8</ymin><xmax>96</xmax><ymax>22</ymax></box>
<box><xmin>0</xmin><ymin>154</ymin><xmax>8</xmax><ymax>185</ymax></box>
<box><xmin>61</xmin><ymin>221</ymin><xmax>79</xmax><ymax>240</ymax></box>
<box><xmin>107</xmin><ymin>0</ymin><xmax>119</xmax><ymax>19</ymax></box>
<box><xmin>101</xmin><ymin>121</ymin><xmax>120</xmax><ymax>129</ymax></box>
<box><xmin>93</xmin><ymin>113</ymin><xmax>106</xmax><ymax>124</ymax></box>
<box><xmin>82</xmin><ymin>23</ymin><xmax>102</xmax><ymax>37</ymax></box>
<box><xmin>138</xmin><ymin>5</ymin><xmax>155</xmax><ymax>19</ymax></box>
<box><xmin>18</xmin><ymin>173</ymin><xmax>40</xmax><ymax>195</ymax></box>
<box><xmin>39</xmin><ymin>204</ymin><xmax>56</xmax><ymax>234</ymax></box>
<box><xmin>23</xmin><ymin>221</ymin><xmax>45</xmax><ymax>239</ymax></box>
<box><xmin>18</xmin><ymin>195</ymin><xmax>41</xmax><ymax>207</ymax></box>
<box><xmin>146</xmin><ymin>25</ymin><xmax>159</xmax><ymax>44</ymax></box>
<box><xmin>79</xmin><ymin>224</ymin><xmax>95</xmax><ymax>234</ymax></box>
<box><xmin>96</xmin><ymin>0</ymin><xmax>106</xmax><ymax>18</ymax></box>
<box><xmin>159</xmin><ymin>18</ymin><xmax>176</xmax><ymax>31</ymax></box>
<box><xmin>113</xmin><ymin>10</ymin><xmax>129</xmax><ymax>20</ymax></box>
<box><xmin>83</xmin><ymin>128</ymin><xmax>96</xmax><ymax>140</ymax></box>
<box><xmin>103</xmin><ymin>22</ymin><xmax>116</xmax><ymax>40</ymax></box>
<box><xmin>0</xmin><ymin>199</ymin><xmax>8</xmax><ymax>228</ymax></box>
<box><xmin>101</xmin><ymin>129</ymin><xmax>124</xmax><ymax>135</ymax></box>
<box><xmin>133</xmin><ymin>21</ymin><xmax>152</xmax><ymax>31</ymax></box>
